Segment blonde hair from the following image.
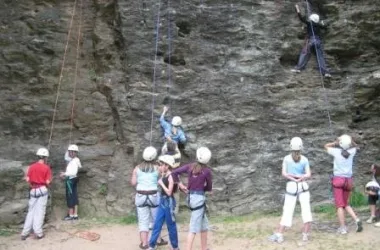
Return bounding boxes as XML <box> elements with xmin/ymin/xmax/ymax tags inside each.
<box><xmin>138</xmin><ymin>161</ymin><xmax>158</xmax><ymax>173</ymax></box>
<box><xmin>190</xmin><ymin>162</ymin><xmax>207</xmax><ymax>175</ymax></box>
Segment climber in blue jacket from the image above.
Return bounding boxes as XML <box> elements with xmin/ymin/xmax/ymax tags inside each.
<box><xmin>160</xmin><ymin>106</ymin><xmax>186</xmax><ymax>145</ymax></box>
<box><xmin>291</xmin><ymin>3</ymin><xmax>331</xmax><ymax>78</ymax></box>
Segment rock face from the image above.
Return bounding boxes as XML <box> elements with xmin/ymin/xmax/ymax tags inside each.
<box><xmin>0</xmin><ymin>0</ymin><xmax>380</xmax><ymax>223</ymax></box>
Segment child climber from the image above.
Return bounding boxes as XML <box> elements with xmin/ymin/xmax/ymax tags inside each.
<box><xmin>148</xmin><ymin>155</ymin><xmax>179</xmax><ymax>250</ymax></box>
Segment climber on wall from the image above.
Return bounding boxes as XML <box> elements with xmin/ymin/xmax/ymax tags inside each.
<box><xmin>364</xmin><ymin>164</ymin><xmax>380</xmax><ymax>226</ymax></box>
<box><xmin>21</xmin><ymin>148</ymin><xmax>52</xmax><ymax>240</ymax></box>
<box><xmin>160</xmin><ymin>106</ymin><xmax>186</xmax><ymax>152</ymax></box>
<box><xmin>268</xmin><ymin>137</ymin><xmax>313</xmax><ymax>243</ymax></box>
<box><xmin>324</xmin><ymin>135</ymin><xmax>363</xmax><ymax>234</ymax></box>
<box><xmin>131</xmin><ymin>146</ymin><xmax>168</xmax><ymax>249</ymax></box>
<box><xmin>171</xmin><ymin>147</ymin><xmax>213</xmax><ymax>250</ymax></box>
<box><xmin>291</xmin><ymin>3</ymin><xmax>331</xmax><ymax>78</ymax></box>
<box><xmin>60</xmin><ymin>144</ymin><xmax>82</xmax><ymax>221</ymax></box>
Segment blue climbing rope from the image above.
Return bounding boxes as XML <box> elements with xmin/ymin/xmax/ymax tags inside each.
<box><xmin>305</xmin><ymin>0</ymin><xmax>334</xmax><ymax>137</ymax></box>
<box><xmin>149</xmin><ymin>0</ymin><xmax>162</xmax><ymax>145</ymax></box>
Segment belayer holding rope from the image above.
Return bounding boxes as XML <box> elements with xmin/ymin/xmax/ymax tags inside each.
<box><xmin>131</xmin><ymin>146</ymin><xmax>168</xmax><ymax>249</ymax></box>
<box><xmin>364</xmin><ymin>164</ymin><xmax>380</xmax><ymax>226</ymax></box>
<box><xmin>324</xmin><ymin>135</ymin><xmax>363</xmax><ymax>234</ymax></box>
<box><xmin>60</xmin><ymin>144</ymin><xmax>82</xmax><ymax>221</ymax></box>
<box><xmin>268</xmin><ymin>137</ymin><xmax>312</xmax><ymax>243</ymax></box>
<box><xmin>171</xmin><ymin>147</ymin><xmax>212</xmax><ymax>250</ymax></box>
<box><xmin>291</xmin><ymin>2</ymin><xmax>331</xmax><ymax>78</ymax></box>
<box><xmin>148</xmin><ymin>155</ymin><xmax>180</xmax><ymax>250</ymax></box>
<box><xmin>160</xmin><ymin>106</ymin><xmax>186</xmax><ymax>151</ymax></box>
<box><xmin>21</xmin><ymin>148</ymin><xmax>52</xmax><ymax>240</ymax></box>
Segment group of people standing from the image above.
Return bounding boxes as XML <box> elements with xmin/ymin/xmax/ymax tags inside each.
<box><xmin>269</xmin><ymin>134</ymin><xmax>380</xmax><ymax>243</ymax></box>
<box><xmin>131</xmin><ymin>106</ymin><xmax>213</xmax><ymax>250</ymax></box>
<box><xmin>21</xmin><ymin>144</ymin><xmax>82</xmax><ymax>240</ymax></box>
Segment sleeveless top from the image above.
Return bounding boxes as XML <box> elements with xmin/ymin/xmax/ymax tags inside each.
<box><xmin>136</xmin><ymin>168</ymin><xmax>159</xmax><ymax>191</ymax></box>
<box><xmin>161</xmin><ymin>174</ymin><xmax>178</xmax><ymax>197</ymax></box>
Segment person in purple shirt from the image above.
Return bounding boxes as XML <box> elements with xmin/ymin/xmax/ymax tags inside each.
<box><xmin>171</xmin><ymin>147</ymin><xmax>212</xmax><ymax>250</ymax></box>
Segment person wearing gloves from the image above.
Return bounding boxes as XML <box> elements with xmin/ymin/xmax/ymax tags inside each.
<box><xmin>171</xmin><ymin>147</ymin><xmax>212</xmax><ymax>250</ymax></box>
<box><xmin>268</xmin><ymin>137</ymin><xmax>312</xmax><ymax>243</ymax></box>
<box><xmin>324</xmin><ymin>135</ymin><xmax>363</xmax><ymax>234</ymax></box>
<box><xmin>21</xmin><ymin>148</ymin><xmax>52</xmax><ymax>240</ymax></box>
<box><xmin>60</xmin><ymin>144</ymin><xmax>82</xmax><ymax>221</ymax></box>
<box><xmin>291</xmin><ymin>3</ymin><xmax>331</xmax><ymax>78</ymax></box>
<box><xmin>148</xmin><ymin>155</ymin><xmax>180</xmax><ymax>250</ymax></box>
<box><xmin>131</xmin><ymin>146</ymin><xmax>168</xmax><ymax>249</ymax></box>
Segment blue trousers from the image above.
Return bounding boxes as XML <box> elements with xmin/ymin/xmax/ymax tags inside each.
<box><xmin>295</xmin><ymin>36</ymin><xmax>329</xmax><ymax>75</ymax></box>
<box><xmin>149</xmin><ymin>195</ymin><xmax>178</xmax><ymax>249</ymax></box>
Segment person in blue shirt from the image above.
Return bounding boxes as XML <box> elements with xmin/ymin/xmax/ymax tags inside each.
<box><xmin>269</xmin><ymin>137</ymin><xmax>312</xmax><ymax>243</ymax></box>
<box><xmin>291</xmin><ymin>3</ymin><xmax>331</xmax><ymax>78</ymax></box>
<box><xmin>160</xmin><ymin>106</ymin><xmax>186</xmax><ymax>146</ymax></box>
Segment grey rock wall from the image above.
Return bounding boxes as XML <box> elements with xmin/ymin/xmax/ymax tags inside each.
<box><xmin>0</xmin><ymin>0</ymin><xmax>379</xmax><ymax>224</ymax></box>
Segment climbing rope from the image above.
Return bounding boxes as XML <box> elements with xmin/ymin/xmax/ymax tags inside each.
<box><xmin>149</xmin><ymin>0</ymin><xmax>162</xmax><ymax>145</ymax></box>
<box><xmin>69</xmin><ymin>0</ymin><xmax>83</xmax><ymax>144</ymax></box>
<box><xmin>305</xmin><ymin>0</ymin><xmax>334</xmax><ymax>136</ymax></box>
<box><xmin>48</xmin><ymin>0</ymin><xmax>78</xmax><ymax>150</ymax></box>
<box><xmin>164</xmin><ymin>0</ymin><xmax>175</xmax><ymax>110</ymax></box>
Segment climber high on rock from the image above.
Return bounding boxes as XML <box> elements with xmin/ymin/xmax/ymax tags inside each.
<box><xmin>160</xmin><ymin>106</ymin><xmax>186</xmax><ymax>151</ymax></box>
<box><xmin>291</xmin><ymin>3</ymin><xmax>331</xmax><ymax>78</ymax></box>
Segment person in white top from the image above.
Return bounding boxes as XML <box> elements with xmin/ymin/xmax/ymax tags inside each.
<box><xmin>324</xmin><ymin>134</ymin><xmax>363</xmax><ymax>234</ymax></box>
<box><xmin>269</xmin><ymin>137</ymin><xmax>312</xmax><ymax>243</ymax></box>
<box><xmin>60</xmin><ymin>144</ymin><xmax>82</xmax><ymax>221</ymax></box>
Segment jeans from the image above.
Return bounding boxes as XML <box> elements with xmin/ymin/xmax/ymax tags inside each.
<box><xmin>149</xmin><ymin>195</ymin><xmax>178</xmax><ymax>249</ymax></box>
<box><xmin>295</xmin><ymin>36</ymin><xmax>329</xmax><ymax>75</ymax></box>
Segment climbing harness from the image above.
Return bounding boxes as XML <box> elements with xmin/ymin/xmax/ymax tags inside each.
<box><xmin>136</xmin><ymin>191</ymin><xmax>159</xmax><ymax>208</ymax></box>
<box><xmin>285</xmin><ymin>181</ymin><xmax>309</xmax><ymax>196</ymax></box>
<box><xmin>187</xmin><ymin>191</ymin><xmax>208</xmax><ymax>218</ymax></box>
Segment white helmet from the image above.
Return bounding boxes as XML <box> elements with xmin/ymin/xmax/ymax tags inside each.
<box><xmin>290</xmin><ymin>137</ymin><xmax>303</xmax><ymax>151</ymax></box>
<box><xmin>309</xmin><ymin>13</ymin><xmax>320</xmax><ymax>23</ymax></box>
<box><xmin>158</xmin><ymin>155</ymin><xmax>175</xmax><ymax>168</ymax></box>
<box><xmin>36</xmin><ymin>148</ymin><xmax>49</xmax><ymax>157</ymax></box>
<box><xmin>171</xmin><ymin>116</ymin><xmax>182</xmax><ymax>127</ymax></box>
<box><xmin>365</xmin><ymin>181</ymin><xmax>380</xmax><ymax>191</ymax></box>
<box><xmin>68</xmin><ymin>144</ymin><xmax>79</xmax><ymax>151</ymax></box>
<box><xmin>196</xmin><ymin>147</ymin><xmax>211</xmax><ymax>164</ymax></box>
<box><xmin>339</xmin><ymin>134</ymin><xmax>352</xmax><ymax>150</ymax></box>
<box><xmin>143</xmin><ymin>146</ymin><xmax>157</xmax><ymax>161</ymax></box>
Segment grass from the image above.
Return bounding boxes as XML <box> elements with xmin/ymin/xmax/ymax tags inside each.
<box><xmin>0</xmin><ymin>228</ymin><xmax>17</xmax><ymax>237</ymax></box>
<box><xmin>349</xmin><ymin>188</ymin><xmax>367</xmax><ymax>207</ymax></box>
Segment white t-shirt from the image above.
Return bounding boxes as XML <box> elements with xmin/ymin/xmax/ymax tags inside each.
<box><xmin>327</xmin><ymin>147</ymin><xmax>357</xmax><ymax>178</ymax></box>
<box><xmin>64</xmin><ymin>157</ymin><xmax>82</xmax><ymax>179</ymax></box>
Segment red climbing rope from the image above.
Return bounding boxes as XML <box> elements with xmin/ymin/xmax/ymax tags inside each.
<box><xmin>48</xmin><ymin>0</ymin><xmax>78</xmax><ymax>150</ymax></box>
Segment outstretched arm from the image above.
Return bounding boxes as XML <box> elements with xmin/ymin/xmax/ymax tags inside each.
<box><xmin>295</xmin><ymin>4</ymin><xmax>308</xmax><ymax>24</ymax></box>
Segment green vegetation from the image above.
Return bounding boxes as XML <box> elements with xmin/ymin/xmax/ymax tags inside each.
<box><xmin>0</xmin><ymin>228</ymin><xmax>17</xmax><ymax>237</ymax></box>
<box><xmin>98</xmin><ymin>183</ymin><xmax>108</xmax><ymax>196</ymax></box>
<box><xmin>349</xmin><ymin>188</ymin><xmax>367</xmax><ymax>207</ymax></box>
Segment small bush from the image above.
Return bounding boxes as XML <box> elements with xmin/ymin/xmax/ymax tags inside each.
<box><xmin>349</xmin><ymin>188</ymin><xmax>367</xmax><ymax>207</ymax></box>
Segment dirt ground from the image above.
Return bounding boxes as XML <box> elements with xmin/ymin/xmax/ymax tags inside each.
<box><xmin>1</xmin><ymin>214</ymin><xmax>380</xmax><ymax>250</ymax></box>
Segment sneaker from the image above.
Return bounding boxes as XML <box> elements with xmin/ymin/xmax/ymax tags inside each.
<box><xmin>21</xmin><ymin>235</ymin><xmax>29</xmax><ymax>241</ymax></box>
<box><xmin>356</xmin><ymin>219</ymin><xmax>363</xmax><ymax>232</ymax></box>
<box><xmin>63</xmin><ymin>215</ymin><xmax>74</xmax><ymax>221</ymax></box>
<box><xmin>268</xmin><ymin>233</ymin><xmax>284</xmax><ymax>243</ymax></box>
<box><xmin>374</xmin><ymin>221</ymin><xmax>380</xmax><ymax>227</ymax></box>
<box><xmin>366</xmin><ymin>216</ymin><xmax>376</xmax><ymax>224</ymax></box>
<box><xmin>156</xmin><ymin>238</ymin><xmax>168</xmax><ymax>246</ymax></box>
<box><xmin>291</xmin><ymin>69</ymin><xmax>301</xmax><ymax>73</ymax></box>
<box><xmin>324</xmin><ymin>73</ymin><xmax>332</xmax><ymax>78</ymax></box>
<box><xmin>337</xmin><ymin>226</ymin><xmax>348</xmax><ymax>235</ymax></box>
<box><xmin>302</xmin><ymin>233</ymin><xmax>309</xmax><ymax>242</ymax></box>
<box><xmin>36</xmin><ymin>234</ymin><xmax>44</xmax><ymax>240</ymax></box>
<box><xmin>139</xmin><ymin>243</ymin><xmax>149</xmax><ymax>250</ymax></box>
<box><xmin>72</xmin><ymin>216</ymin><xmax>79</xmax><ymax>220</ymax></box>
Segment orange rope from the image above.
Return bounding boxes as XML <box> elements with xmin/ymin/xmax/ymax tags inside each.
<box><xmin>69</xmin><ymin>0</ymin><xmax>83</xmax><ymax>144</ymax></box>
<box><xmin>48</xmin><ymin>0</ymin><xmax>78</xmax><ymax>150</ymax></box>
